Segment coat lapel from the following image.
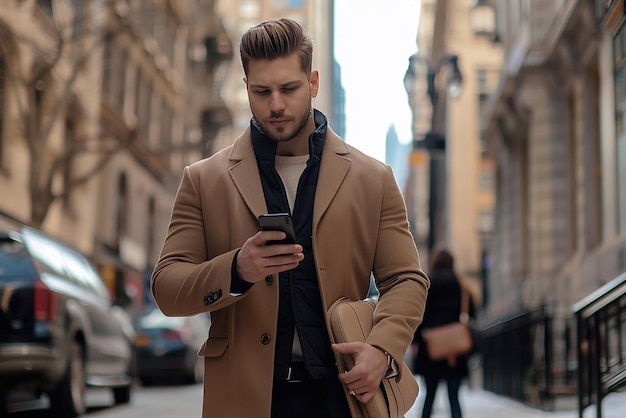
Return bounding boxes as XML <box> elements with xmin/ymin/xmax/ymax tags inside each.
<box><xmin>314</xmin><ymin>130</ymin><xmax>351</xmax><ymax>228</ymax></box>
<box><xmin>228</xmin><ymin>128</ymin><xmax>268</xmax><ymax>218</ymax></box>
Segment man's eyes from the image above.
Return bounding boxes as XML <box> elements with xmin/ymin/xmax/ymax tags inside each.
<box><xmin>253</xmin><ymin>86</ymin><xmax>297</xmax><ymax>95</ymax></box>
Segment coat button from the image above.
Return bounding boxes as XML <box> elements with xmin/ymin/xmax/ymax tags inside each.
<box><xmin>260</xmin><ymin>333</ymin><xmax>271</xmax><ymax>345</ymax></box>
<box><xmin>265</xmin><ymin>275</ymin><xmax>273</xmax><ymax>285</ymax></box>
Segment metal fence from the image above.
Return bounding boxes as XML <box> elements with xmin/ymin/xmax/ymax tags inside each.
<box><xmin>574</xmin><ymin>272</ymin><xmax>626</xmax><ymax>418</ymax></box>
<box><xmin>480</xmin><ymin>306</ymin><xmax>577</xmax><ymax>411</ymax></box>
<box><xmin>480</xmin><ymin>272</ymin><xmax>626</xmax><ymax>416</ymax></box>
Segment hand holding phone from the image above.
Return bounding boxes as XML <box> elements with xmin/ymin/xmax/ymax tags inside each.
<box><xmin>258</xmin><ymin>213</ymin><xmax>297</xmax><ymax>244</ymax></box>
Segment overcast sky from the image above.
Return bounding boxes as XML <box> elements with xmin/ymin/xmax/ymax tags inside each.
<box><xmin>334</xmin><ymin>0</ymin><xmax>421</xmax><ymax>162</ymax></box>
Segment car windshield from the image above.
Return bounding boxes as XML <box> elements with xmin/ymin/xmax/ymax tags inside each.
<box><xmin>0</xmin><ymin>237</ymin><xmax>38</xmax><ymax>282</ymax></box>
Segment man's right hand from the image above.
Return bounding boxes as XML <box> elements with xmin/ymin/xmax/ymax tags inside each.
<box><xmin>236</xmin><ymin>231</ymin><xmax>303</xmax><ymax>283</ymax></box>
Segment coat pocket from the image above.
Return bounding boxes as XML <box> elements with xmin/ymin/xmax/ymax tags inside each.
<box><xmin>198</xmin><ymin>336</ymin><xmax>228</xmax><ymax>358</ymax></box>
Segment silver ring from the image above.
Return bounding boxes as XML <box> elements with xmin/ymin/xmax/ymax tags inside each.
<box><xmin>349</xmin><ymin>389</ymin><xmax>356</xmax><ymax>396</ymax></box>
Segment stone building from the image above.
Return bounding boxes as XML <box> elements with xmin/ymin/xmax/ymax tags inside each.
<box><xmin>0</xmin><ymin>0</ymin><xmax>233</xmax><ymax>310</ymax></box>
<box><xmin>482</xmin><ymin>0</ymin><xmax>625</xmax><ymax>324</ymax></box>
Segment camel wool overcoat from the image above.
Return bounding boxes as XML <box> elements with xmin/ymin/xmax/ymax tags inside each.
<box><xmin>151</xmin><ymin>126</ymin><xmax>430</xmax><ymax>418</ymax></box>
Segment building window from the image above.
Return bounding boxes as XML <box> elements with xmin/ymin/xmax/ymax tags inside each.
<box><xmin>567</xmin><ymin>91</ymin><xmax>578</xmax><ymax>254</ymax></box>
<box><xmin>613</xmin><ymin>24</ymin><xmax>626</xmax><ymax>233</ymax></box>
<box><xmin>63</xmin><ymin>117</ymin><xmax>77</xmax><ymax>208</ymax></box>
<box><xmin>134</xmin><ymin>66</ymin><xmax>141</xmax><ymax>123</ymax></box>
<box><xmin>116</xmin><ymin>173</ymin><xmax>128</xmax><ymax>251</ymax></box>
<box><xmin>0</xmin><ymin>57</ymin><xmax>5</xmax><ymax>166</ymax></box>
<box><xmin>116</xmin><ymin>48</ymin><xmax>128</xmax><ymax>112</ymax></box>
<box><xmin>160</xmin><ymin>98</ymin><xmax>172</xmax><ymax>150</ymax></box>
<box><xmin>138</xmin><ymin>77</ymin><xmax>153</xmax><ymax>144</ymax></box>
<box><xmin>146</xmin><ymin>196</ymin><xmax>156</xmax><ymax>267</ymax></box>
<box><xmin>102</xmin><ymin>38</ymin><xmax>113</xmax><ymax>104</ymax></box>
<box><xmin>476</xmin><ymin>69</ymin><xmax>498</xmax><ymax>156</ymax></box>
<box><xmin>149</xmin><ymin>93</ymin><xmax>162</xmax><ymax>148</ymax></box>
<box><xmin>585</xmin><ymin>65</ymin><xmax>602</xmax><ymax>249</ymax></box>
<box><xmin>107</xmin><ymin>44</ymin><xmax>127</xmax><ymax>112</ymax></box>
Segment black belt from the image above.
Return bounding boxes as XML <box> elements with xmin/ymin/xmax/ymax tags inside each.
<box><xmin>285</xmin><ymin>362</ymin><xmax>309</xmax><ymax>383</ymax></box>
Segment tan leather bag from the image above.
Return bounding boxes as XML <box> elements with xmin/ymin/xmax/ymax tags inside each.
<box><xmin>327</xmin><ymin>298</ymin><xmax>419</xmax><ymax>418</ymax></box>
<box><xmin>421</xmin><ymin>287</ymin><xmax>472</xmax><ymax>367</ymax></box>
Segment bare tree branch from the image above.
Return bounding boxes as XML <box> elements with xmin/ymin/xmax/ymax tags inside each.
<box><xmin>47</xmin><ymin>134</ymin><xmax>119</xmax><ymax>187</ymax></box>
<box><xmin>2</xmin><ymin>0</ymin><xmax>165</xmax><ymax>227</ymax></box>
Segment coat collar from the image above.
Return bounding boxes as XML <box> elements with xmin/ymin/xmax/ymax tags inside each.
<box><xmin>227</xmin><ymin>110</ymin><xmax>351</xmax><ymax>225</ymax></box>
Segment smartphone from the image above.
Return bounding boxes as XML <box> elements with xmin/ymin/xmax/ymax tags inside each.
<box><xmin>258</xmin><ymin>213</ymin><xmax>297</xmax><ymax>244</ymax></box>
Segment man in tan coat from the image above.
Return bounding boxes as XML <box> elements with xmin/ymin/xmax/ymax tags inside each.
<box><xmin>151</xmin><ymin>18</ymin><xmax>429</xmax><ymax>418</ymax></box>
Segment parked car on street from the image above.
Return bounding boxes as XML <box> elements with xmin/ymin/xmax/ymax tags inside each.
<box><xmin>0</xmin><ymin>227</ymin><xmax>135</xmax><ymax>417</ymax></box>
<box><xmin>133</xmin><ymin>308</ymin><xmax>210</xmax><ymax>386</ymax></box>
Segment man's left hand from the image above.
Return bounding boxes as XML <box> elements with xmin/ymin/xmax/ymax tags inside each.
<box><xmin>332</xmin><ymin>342</ymin><xmax>388</xmax><ymax>404</ymax></box>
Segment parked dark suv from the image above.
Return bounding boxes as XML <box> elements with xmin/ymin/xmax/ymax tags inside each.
<box><xmin>0</xmin><ymin>226</ymin><xmax>135</xmax><ymax>417</ymax></box>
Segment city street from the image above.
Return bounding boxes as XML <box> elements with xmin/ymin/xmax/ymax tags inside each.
<box><xmin>7</xmin><ymin>383</ymin><xmax>203</xmax><ymax>418</ymax></box>
<box><xmin>7</xmin><ymin>376</ymin><xmax>626</xmax><ymax>418</ymax></box>
<box><xmin>1</xmin><ymin>1</ymin><xmax>625</xmax><ymax>418</ymax></box>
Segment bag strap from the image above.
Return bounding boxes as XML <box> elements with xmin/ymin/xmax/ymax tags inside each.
<box><xmin>459</xmin><ymin>285</ymin><xmax>470</xmax><ymax>324</ymax></box>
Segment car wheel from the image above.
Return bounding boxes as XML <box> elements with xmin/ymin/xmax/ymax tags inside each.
<box><xmin>0</xmin><ymin>392</ymin><xmax>8</xmax><ymax>415</ymax></box>
<box><xmin>113</xmin><ymin>385</ymin><xmax>131</xmax><ymax>404</ymax></box>
<box><xmin>49</xmin><ymin>341</ymin><xmax>86</xmax><ymax>417</ymax></box>
<box><xmin>113</xmin><ymin>353</ymin><xmax>133</xmax><ymax>404</ymax></box>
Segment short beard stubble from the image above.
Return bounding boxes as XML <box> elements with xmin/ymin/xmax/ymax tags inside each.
<box><xmin>254</xmin><ymin>102</ymin><xmax>313</xmax><ymax>143</ymax></box>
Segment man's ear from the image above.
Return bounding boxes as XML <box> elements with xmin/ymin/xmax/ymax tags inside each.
<box><xmin>243</xmin><ymin>76</ymin><xmax>248</xmax><ymax>87</ymax></box>
<box><xmin>310</xmin><ymin>70</ymin><xmax>319</xmax><ymax>98</ymax></box>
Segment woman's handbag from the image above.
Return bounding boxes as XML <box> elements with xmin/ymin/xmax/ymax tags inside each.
<box><xmin>328</xmin><ymin>297</ymin><xmax>418</xmax><ymax>418</ymax></box>
<box><xmin>421</xmin><ymin>287</ymin><xmax>473</xmax><ymax>367</ymax></box>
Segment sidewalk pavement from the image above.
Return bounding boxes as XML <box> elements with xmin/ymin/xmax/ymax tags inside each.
<box><xmin>405</xmin><ymin>376</ymin><xmax>626</xmax><ymax>418</ymax></box>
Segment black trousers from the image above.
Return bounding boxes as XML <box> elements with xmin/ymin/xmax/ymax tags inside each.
<box><xmin>420</xmin><ymin>376</ymin><xmax>463</xmax><ymax>418</ymax></box>
<box><xmin>271</xmin><ymin>376</ymin><xmax>351</xmax><ymax>418</ymax></box>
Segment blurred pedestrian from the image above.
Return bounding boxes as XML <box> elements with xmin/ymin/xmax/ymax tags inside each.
<box><xmin>412</xmin><ymin>247</ymin><xmax>475</xmax><ymax>418</ymax></box>
<box><xmin>150</xmin><ymin>17</ymin><xmax>430</xmax><ymax>418</ymax></box>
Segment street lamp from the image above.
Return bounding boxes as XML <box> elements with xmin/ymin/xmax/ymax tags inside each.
<box><xmin>404</xmin><ymin>53</ymin><xmax>463</xmax><ymax>251</ymax></box>
<box><xmin>469</xmin><ymin>0</ymin><xmax>496</xmax><ymax>40</ymax></box>
<box><xmin>427</xmin><ymin>54</ymin><xmax>463</xmax><ymax>134</ymax></box>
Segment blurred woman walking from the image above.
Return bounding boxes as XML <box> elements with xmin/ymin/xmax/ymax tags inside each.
<box><xmin>412</xmin><ymin>248</ymin><xmax>475</xmax><ymax>418</ymax></box>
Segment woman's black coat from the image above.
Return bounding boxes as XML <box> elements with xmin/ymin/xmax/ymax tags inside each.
<box><xmin>412</xmin><ymin>267</ymin><xmax>473</xmax><ymax>379</ymax></box>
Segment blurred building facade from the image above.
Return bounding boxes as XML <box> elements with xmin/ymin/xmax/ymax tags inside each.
<box><xmin>405</xmin><ymin>0</ymin><xmax>502</xmax><ymax>302</ymax></box>
<box><xmin>412</xmin><ymin>0</ymin><xmax>626</xmax><ymax>378</ymax></box>
<box><xmin>0</xmin><ymin>0</ymin><xmax>233</xmax><ymax>310</ymax></box>
<box><xmin>482</xmin><ymin>0</ymin><xmax>626</xmax><ymax>324</ymax></box>
<box><xmin>215</xmin><ymin>0</ymin><xmax>341</xmax><ymax>152</ymax></box>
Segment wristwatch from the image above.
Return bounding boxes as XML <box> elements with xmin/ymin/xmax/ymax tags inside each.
<box><xmin>384</xmin><ymin>352</ymin><xmax>399</xmax><ymax>379</ymax></box>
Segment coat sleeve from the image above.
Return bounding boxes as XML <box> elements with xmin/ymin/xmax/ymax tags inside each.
<box><xmin>151</xmin><ymin>166</ymin><xmax>243</xmax><ymax>317</ymax></box>
<box><xmin>367</xmin><ymin>165</ymin><xmax>430</xmax><ymax>372</ymax></box>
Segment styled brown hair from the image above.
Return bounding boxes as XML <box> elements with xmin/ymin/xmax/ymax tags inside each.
<box><xmin>239</xmin><ymin>18</ymin><xmax>313</xmax><ymax>77</ymax></box>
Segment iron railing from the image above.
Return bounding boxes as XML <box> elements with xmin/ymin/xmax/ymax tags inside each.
<box><xmin>574</xmin><ymin>272</ymin><xmax>626</xmax><ymax>418</ymax></box>
<box><xmin>480</xmin><ymin>307</ymin><xmax>577</xmax><ymax>410</ymax></box>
